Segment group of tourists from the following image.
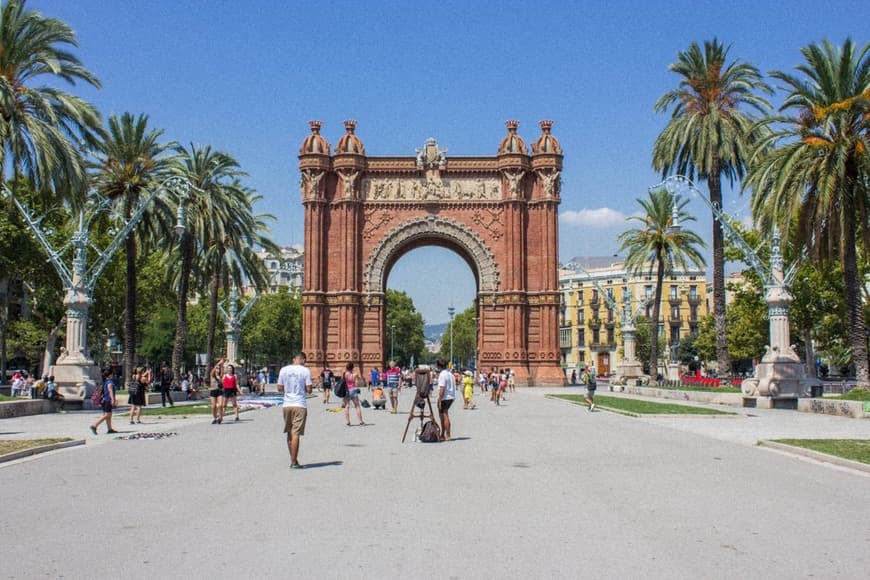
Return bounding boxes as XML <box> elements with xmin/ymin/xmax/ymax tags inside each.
<box><xmin>8</xmin><ymin>370</ymin><xmax>60</xmax><ymax>402</ymax></box>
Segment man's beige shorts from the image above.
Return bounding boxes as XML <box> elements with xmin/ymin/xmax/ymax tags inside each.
<box><xmin>283</xmin><ymin>406</ymin><xmax>307</xmax><ymax>436</ymax></box>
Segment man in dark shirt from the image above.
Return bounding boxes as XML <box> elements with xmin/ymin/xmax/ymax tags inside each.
<box><xmin>158</xmin><ymin>361</ymin><xmax>174</xmax><ymax>407</ymax></box>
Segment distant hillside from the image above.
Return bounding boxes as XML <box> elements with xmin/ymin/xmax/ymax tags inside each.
<box><xmin>424</xmin><ymin>322</ymin><xmax>447</xmax><ymax>341</ymax></box>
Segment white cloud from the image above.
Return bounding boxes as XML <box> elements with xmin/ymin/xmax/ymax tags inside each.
<box><xmin>559</xmin><ymin>207</ymin><xmax>628</xmax><ymax>228</ymax></box>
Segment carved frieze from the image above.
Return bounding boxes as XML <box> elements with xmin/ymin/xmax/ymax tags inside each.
<box><xmin>362</xmin><ymin>176</ymin><xmax>501</xmax><ymax>201</ymax></box>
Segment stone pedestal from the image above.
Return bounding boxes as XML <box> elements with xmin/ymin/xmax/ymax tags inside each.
<box><xmin>741</xmin><ymin>346</ymin><xmax>819</xmax><ymax>398</ymax></box>
<box><xmin>667</xmin><ymin>362</ymin><xmax>681</xmax><ymax>382</ymax></box>
<box><xmin>610</xmin><ymin>360</ymin><xmax>649</xmax><ymax>389</ymax></box>
<box><xmin>49</xmin><ymin>362</ymin><xmax>100</xmax><ymax>402</ymax></box>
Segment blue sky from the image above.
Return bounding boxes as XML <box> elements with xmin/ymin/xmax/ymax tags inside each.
<box><xmin>33</xmin><ymin>0</ymin><xmax>865</xmax><ymax>324</ymax></box>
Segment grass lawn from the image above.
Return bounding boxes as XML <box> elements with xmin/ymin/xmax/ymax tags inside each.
<box><xmin>550</xmin><ymin>394</ymin><xmax>734</xmax><ymax>416</ymax></box>
<box><xmin>832</xmin><ymin>388</ymin><xmax>870</xmax><ymax>401</ymax></box>
<box><xmin>0</xmin><ymin>394</ymin><xmax>18</xmax><ymax>402</ymax></box>
<box><xmin>140</xmin><ymin>404</ymin><xmax>215</xmax><ymax>416</ymax></box>
<box><xmin>771</xmin><ymin>439</ymin><xmax>870</xmax><ymax>465</ymax></box>
<box><xmin>0</xmin><ymin>438</ymin><xmax>74</xmax><ymax>456</ymax></box>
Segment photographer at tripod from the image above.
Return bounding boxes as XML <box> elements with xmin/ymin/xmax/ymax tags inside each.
<box><xmin>435</xmin><ymin>358</ymin><xmax>457</xmax><ymax>441</ymax></box>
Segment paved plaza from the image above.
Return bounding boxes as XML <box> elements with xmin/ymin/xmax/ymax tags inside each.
<box><xmin>1</xmin><ymin>388</ymin><xmax>868</xmax><ymax>579</ymax></box>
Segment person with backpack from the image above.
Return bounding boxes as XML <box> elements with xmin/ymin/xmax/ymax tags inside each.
<box><xmin>435</xmin><ymin>358</ymin><xmax>456</xmax><ymax>441</ymax></box>
<box><xmin>89</xmin><ymin>369</ymin><xmax>118</xmax><ymax>435</ymax></box>
<box><xmin>582</xmin><ymin>365</ymin><xmax>597</xmax><ymax>411</ymax></box>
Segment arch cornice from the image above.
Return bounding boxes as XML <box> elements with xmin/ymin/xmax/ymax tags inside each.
<box><xmin>363</xmin><ymin>215</ymin><xmax>500</xmax><ymax>294</ymax></box>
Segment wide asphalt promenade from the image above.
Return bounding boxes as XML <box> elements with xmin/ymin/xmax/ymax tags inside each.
<box><xmin>1</xmin><ymin>387</ymin><xmax>868</xmax><ymax>579</ymax></box>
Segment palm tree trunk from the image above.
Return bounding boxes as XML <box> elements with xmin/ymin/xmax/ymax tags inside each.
<box><xmin>206</xmin><ymin>257</ymin><xmax>222</xmax><ymax>371</ymax></box>
<box><xmin>841</xmin><ymin>205</ymin><xmax>869</xmax><ymax>388</ymax></box>
<box><xmin>171</xmin><ymin>234</ymin><xmax>194</xmax><ymax>382</ymax></box>
<box><xmin>802</xmin><ymin>327</ymin><xmax>816</xmax><ymax>379</ymax></box>
<box><xmin>708</xmin><ymin>162</ymin><xmax>731</xmax><ymax>379</ymax></box>
<box><xmin>124</xmin><ymin>234</ymin><xmax>138</xmax><ymax>390</ymax></box>
<box><xmin>650</xmin><ymin>257</ymin><xmax>665</xmax><ymax>381</ymax></box>
<box><xmin>0</xmin><ymin>278</ymin><xmax>8</xmax><ymax>385</ymax></box>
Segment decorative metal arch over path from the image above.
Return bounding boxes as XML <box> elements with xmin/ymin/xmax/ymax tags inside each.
<box><xmin>297</xmin><ymin>120</ymin><xmax>565</xmax><ymax>385</ymax></box>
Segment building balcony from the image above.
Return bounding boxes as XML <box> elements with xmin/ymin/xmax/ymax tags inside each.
<box><xmin>588</xmin><ymin>319</ymin><xmax>601</xmax><ymax>330</ymax></box>
<box><xmin>589</xmin><ymin>342</ymin><xmax>617</xmax><ymax>351</ymax></box>
<box><xmin>668</xmin><ymin>296</ymin><xmax>682</xmax><ymax>306</ymax></box>
<box><xmin>669</xmin><ymin>314</ymin><xmax>682</xmax><ymax>323</ymax></box>
<box><xmin>589</xmin><ymin>296</ymin><xmax>600</xmax><ymax>307</ymax></box>
<box><xmin>687</xmin><ymin>294</ymin><xmax>701</xmax><ymax>306</ymax></box>
<box><xmin>605</xmin><ymin>320</ymin><xmax>615</xmax><ymax>329</ymax></box>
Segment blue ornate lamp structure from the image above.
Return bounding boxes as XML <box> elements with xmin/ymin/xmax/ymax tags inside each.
<box><xmin>563</xmin><ymin>262</ymin><xmax>652</xmax><ymax>387</ymax></box>
<box><xmin>217</xmin><ymin>284</ymin><xmax>258</xmax><ymax>386</ymax></box>
<box><xmin>653</xmin><ymin>175</ymin><xmax>821</xmax><ymax>399</ymax></box>
<box><xmin>5</xmin><ymin>177</ymin><xmax>191</xmax><ymax>401</ymax></box>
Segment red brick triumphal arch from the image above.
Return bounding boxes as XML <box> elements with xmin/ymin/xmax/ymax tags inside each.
<box><xmin>298</xmin><ymin>120</ymin><xmax>565</xmax><ymax>386</ymax></box>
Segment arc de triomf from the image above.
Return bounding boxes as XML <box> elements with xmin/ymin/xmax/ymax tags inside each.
<box><xmin>298</xmin><ymin>119</ymin><xmax>564</xmax><ymax>386</ymax></box>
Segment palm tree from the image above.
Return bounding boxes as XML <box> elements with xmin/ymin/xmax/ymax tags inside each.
<box><xmin>618</xmin><ymin>188</ymin><xmax>706</xmax><ymax>378</ymax></box>
<box><xmin>746</xmin><ymin>39</ymin><xmax>870</xmax><ymax>388</ymax></box>
<box><xmin>200</xmin><ymin>186</ymin><xmax>278</xmax><ymax>372</ymax></box>
<box><xmin>170</xmin><ymin>144</ymin><xmax>245</xmax><ymax>381</ymax></box>
<box><xmin>92</xmin><ymin>113</ymin><xmax>175</xmax><ymax>389</ymax></box>
<box><xmin>0</xmin><ymin>0</ymin><xmax>102</xmax><ymax>199</ymax></box>
<box><xmin>652</xmin><ymin>39</ymin><xmax>772</xmax><ymax>379</ymax></box>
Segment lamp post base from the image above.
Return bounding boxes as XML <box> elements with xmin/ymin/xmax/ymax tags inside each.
<box><xmin>49</xmin><ymin>362</ymin><xmax>101</xmax><ymax>403</ymax></box>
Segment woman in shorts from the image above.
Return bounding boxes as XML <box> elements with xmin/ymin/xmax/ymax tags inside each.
<box><xmin>128</xmin><ymin>366</ymin><xmax>149</xmax><ymax>424</ymax></box>
<box><xmin>222</xmin><ymin>364</ymin><xmax>241</xmax><ymax>422</ymax></box>
<box><xmin>209</xmin><ymin>358</ymin><xmax>225</xmax><ymax>424</ymax></box>
<box><xmin>343</xmin><ymin>362</ymin><xmax>365</xmax><ymax>427</ymax></box>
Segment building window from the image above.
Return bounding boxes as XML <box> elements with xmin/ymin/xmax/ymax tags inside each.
<box><xmin>578</xmin><ymin>328</ymin><xmax>585</xmax><ymax>346</ymax></box>
<box><xmin>645</xmin><ymin>285</ymin><xmax>653</xmax><ymax>298</ymax></box>
<box><xmin>607</xmin><ymin>308</ymin><xmax>614</xmax><ymax>323</ymax></box>
<box><xmin>690</xmin><ymin>305</ymin><xmax>698</xmax><ymax>320</ymax></box>
<box><xmin>669</xmin><ymin>285</ymin><xmax>678</xmax><ymax>299</ymax></box>
<box><xmin>670</xmin><ymin>326</ymin><xmax>680</xmax><ymax>344</ymax></box>
<box><xmin>607</xmin><ymin>328</ymin><xmax>614</xmax><ymax>344</ymax></box>
<box><xmin>592</xmin><ymin>329</ymin><xmax>600</xmax><ymax>344</ymax></box>
<box><xmin>689</xmin><ymin>285</ymin><xmax>698</xmax><ymax>299</ymax></box>
<box><xmin>671</xmin><ymin>305</ymin><xmax>679</xmax><ymax>320</ymax></box>
<box><xmin>577</xmin><ymin>290</ymin><xmax>583</xmax><ymax>304</ymax></box>
<box><xmin>577</xmin><ymin>309</ymin><xmax>584</xmax><ymax>324</ymax></box>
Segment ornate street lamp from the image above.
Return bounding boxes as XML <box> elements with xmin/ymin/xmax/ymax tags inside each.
<box><xmin>4</xmin><ymin>176</ymin><xmax>191</xmax><ymax>401</ymax></box>
<box><xmin>652</xmin><ymin>175</ymin><xmax>820</xmax><ymax>399</ymax></box>
<box><xmin>448</xmin><ymin>303</ymin><xmax>455</xmax><ymax>367</ymax></box>
<box><xmin>390</xmin><ymin>324</ymin><xmax>396</xmax><ymax>362</ymax></box>
<box><xmin>217</xmin><ymin>284</ymin><xmax>258</xmax><ymax>390</ymax></box>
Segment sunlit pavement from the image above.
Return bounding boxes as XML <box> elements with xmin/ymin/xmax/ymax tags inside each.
<box><xmin>1</xmin><ymin>388</ymin><xmax>868</xmax><ymax>579</ymax></box>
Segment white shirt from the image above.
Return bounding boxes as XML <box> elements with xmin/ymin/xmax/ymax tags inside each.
<box><xmin>278</xmin><ymin>364</ymin><xmax>312</xmax><ymax>408</ymax></box>
<box><xmin>437</xmin><ymin>369</ymin><xmax>456</xmax><ymax>401</ymax></box>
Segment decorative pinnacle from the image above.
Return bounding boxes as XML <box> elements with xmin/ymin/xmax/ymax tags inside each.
<box><xmin>539</xmin><ymin>120</ymin><xmax>553</xmax><ymax>133</ymax></box>
<box><xmin>505</xmin><ymin>120</ymin><xmax>519</xmax><ymax>132</ymax></box>
<box><xmin>343</xmin><ymin>120</ymin><xmax>357</xmax><ymax>133</ymax></box>
<box><xmin>308</xmin><ymin>120</ymin><xmax>323</xmax><ymax>133</ymax></box>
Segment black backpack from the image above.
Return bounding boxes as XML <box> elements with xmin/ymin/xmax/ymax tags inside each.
<box><xmin>419</xmin><ymin>420</ymin><xmax>441</xmax><ymax>443</ymax></box>
<box><xmin>334</xmin><ymin>377</ymin><xmax>348</xmax><ymax>398</ymax></box>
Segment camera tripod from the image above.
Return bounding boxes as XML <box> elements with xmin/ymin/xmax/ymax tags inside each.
<box><xmin>401</xmin><ymin>393</ymin><xmax>439</xmax><ymax>443</ymax></box>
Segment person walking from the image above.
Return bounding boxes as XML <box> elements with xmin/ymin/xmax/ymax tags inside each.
<box><xmin>209</xmin><ymin>358</ymin><xmax>225</xmax><ymax>424</ymax></box>
<box><xmin>222</xmin><ymin>364</ymin><xmax>242</xmax><ymax>422</ymax></box>
<box><xmin>278</xmin><ymin>352</ymin><xmax>313</xmax><ymax>469</ymax></box>
<box><xmin>384</xmin><ymin>360</ymin><xmax>402</xmax><ymax>414</ymax></box>
<box><xmin>436</xmin><ymin>358</ymin><xmax>456</xmax><ymax>441</ymax></box>
<box><xmin>369</xmin><ymin>366</ymin><xmax>380</xmax><ymax>389</ymax></box>
<box><xmin>462</xmin><ymin>370</ymin><xmax>476</xmax><ymax>410</ymax></box>
<box><xmin>157</xmin><ymin>361</ymin><xmax>174</xmax><ymax>407</ymax></box>
<box><xmin>582</xmin><ymin>365</ymin><xmax>597</xmax><ymax>411</ymax></box>
<box><xmin>320</xmin><ymin>368</ymin><xmax>333</xmax><ymax>404</ymax></box>
<box><xmin>90</xmin><ymin>369</ymin><xmax>118</xmax><ymax>435</ymax></box>
<box><xmin>343</xmin><ymin>362</ymin><xmax>365</xmax><ymax>427</ymax></box>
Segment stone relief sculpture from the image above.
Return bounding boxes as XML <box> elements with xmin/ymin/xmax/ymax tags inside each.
<box><xmin>536</xmin><ymin>169</ymin><xmax>561</xmax><ymax>198</ymax></box>
<box><xmin>503</xmin><ymin>169</ymin><xmax>526</xmax><ymax>198</ymax></box>
<box><xmin>301</xmin><ymin>169</ymin><xmax>324</xmax><ymax>199</ymax></box>
<box><xmin>340</xmin><ymin>170</ymin><xmax>359</xmax><ymax>199</ymax></box>
<box><xmin>362</xmin><ymin>177</ymin><xmax>501</xmax><ymax>201</ymax></box>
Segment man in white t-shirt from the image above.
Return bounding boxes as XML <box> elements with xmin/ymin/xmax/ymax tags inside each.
<box><xmin>278</xmin><ymin>352</ymin><xmax>313</xmax><ymax>469</ymax></box>
<box><xmin>436</xmin><ymin>358</ymin><xmax>456</xmax><ymax>441</ymax></box>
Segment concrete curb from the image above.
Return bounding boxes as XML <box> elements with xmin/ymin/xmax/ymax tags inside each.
<box><xmin>0</xmin><ymin>439</ymin><xmax>85</xmax><ymax>464</ymax></box>
<box><xmin>757</xmin><ymin>440</ymin><xmax>870</xmax><ymax>474</ymax></box>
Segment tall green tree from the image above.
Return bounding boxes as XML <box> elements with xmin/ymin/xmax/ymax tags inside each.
<box><xmin>438</xmin><ymin>305</ymin><xmax>477</xmax><ymax>367</ymax></box>
<box><xmin>92</xmin><ymin>112</ymin><xmax>175</xmax><ymax>388</ymax></box>
<box><xmin>239</xmin><ymin>288</ymin><xmax>301</xmax><ymax>371</ymax></box>
<box><xmin>746</xmin><ymin>39</ymin><xmax>870</xmax><ymax>388</ymax></box>
<box><xmin>618</xmin><ymin>188</ymin><xmax>706</xmax><ymax>378</ymax></box>
<box><xmin>170</xmin><ymin>144</ymin><xmax>246</xmax><ymax>381</ymax></box>
<box><xmin>0</xmin><ymin>0</ymin><xmax>102</xmax><ymax>200</ymax></box>
<box><xmin>653</xmin><ymin>38</ymin><xmax>772</xmax><ymax>379</ymax></box>
<box><xmin>385</xmin><ymin>289</ymin><xmax>425</xmax><ymax>367</ymax></box>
